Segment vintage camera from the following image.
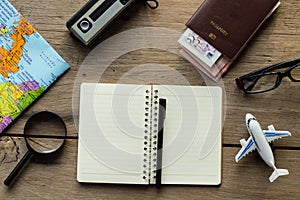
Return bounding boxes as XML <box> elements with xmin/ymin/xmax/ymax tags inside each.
<box><xmin>66</xmin><ymin>0</ymin><xmax>137</xmax><ymax>45</ymax></box>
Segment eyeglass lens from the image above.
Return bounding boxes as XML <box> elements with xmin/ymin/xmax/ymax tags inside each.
<box><xmin>290</xmin><ymin>65</ymin><xmax>300</xmax><ymax>81</ymax></box>
<box><xmin>242</xmin><ymin>73</ymin><xmax>278</xmax><ymax>93</ymax></box>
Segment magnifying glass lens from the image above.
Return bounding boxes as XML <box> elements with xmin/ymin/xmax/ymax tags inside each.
<box><xmin>25</xmin><ymin>112</ymin><xmax>66</xmax><ymax>153</ymax></box>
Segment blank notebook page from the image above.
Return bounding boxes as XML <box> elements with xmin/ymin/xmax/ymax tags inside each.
<box><xmin>77</xmin><ymin>83</ymin><xmax>150</xmax><ymax>184</ymax></box>
<box><xmin>154</xmin><ymin>85</ymin><xmax>222</xmax><ymax>185</ymax></box>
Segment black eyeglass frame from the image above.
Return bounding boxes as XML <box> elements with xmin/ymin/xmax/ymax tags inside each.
<box><xmin>235</xmin><ymin>58</ymin><xmax>300</xmax><ymax>94</ymax></box>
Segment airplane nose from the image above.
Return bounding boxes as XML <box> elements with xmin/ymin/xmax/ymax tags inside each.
<box><xmin>246</xmin><ymin>113</ymin><xmax>255</xmax><ymax>122</ymax></box>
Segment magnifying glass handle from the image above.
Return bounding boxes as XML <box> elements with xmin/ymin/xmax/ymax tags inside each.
<box><xmin>4</xmin><ymin>150</ymin><xmax>32</xmax><ymax>186</ymax></box>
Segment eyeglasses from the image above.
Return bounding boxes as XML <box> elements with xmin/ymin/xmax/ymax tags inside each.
<box><xmin>235</xmin><ymin>59</ymin><xmax>300</xmax><ymax>94</ymax></box>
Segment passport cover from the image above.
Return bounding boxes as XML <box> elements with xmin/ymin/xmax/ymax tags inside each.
<box><xmin>186</xmin><ymin>0</ymin><xmax>280</xmax><ymax>60</ymax></box>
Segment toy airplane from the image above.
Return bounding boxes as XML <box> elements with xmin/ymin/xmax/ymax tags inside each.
<box><xmin>235</xmin><ymin>113</ymin><xmax>291</xmax><ymax>182</ymax></box>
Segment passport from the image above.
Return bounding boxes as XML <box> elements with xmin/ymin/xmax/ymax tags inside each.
<box><xmin>186</xmin><ymin>0</ymin><xmax>280</xmax><ymax>60</ymax></box>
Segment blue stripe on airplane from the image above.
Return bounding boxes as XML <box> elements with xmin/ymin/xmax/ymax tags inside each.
<box><xmin>238</xmin><ymin>139</ymin><xmax>254</xmax><ymax>161</ymax></box>
<box><xmin>264</xmin><ymin>131</ymin><xmax>290</xmax><ymax>137</ymax></box>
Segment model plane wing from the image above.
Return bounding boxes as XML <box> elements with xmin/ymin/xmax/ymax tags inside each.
<box><xmin>263</xmin><ymin>125</ymin><xmax>292</xmax><ymax>143</ymax></box>
<box><xmin>235</xmin><ymin>136</ymin><xmax>256</xmax><ymax>162</ymax></box>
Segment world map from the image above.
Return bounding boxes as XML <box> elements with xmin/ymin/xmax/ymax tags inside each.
<box><xmin>0</xmin><ymin>0</ymin><xmax>69</xmax><ymax>133</ymax></box>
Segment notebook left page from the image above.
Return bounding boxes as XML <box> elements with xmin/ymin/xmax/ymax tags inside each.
<box><xmin>78</xmin><ymin>83</ymin><xmax>151</xmax><ymax>184</ymax></box>
<box><xmin>0</xmin><ymin>0</ymin><xmax>69</xmax><ymax>133</ymax></box>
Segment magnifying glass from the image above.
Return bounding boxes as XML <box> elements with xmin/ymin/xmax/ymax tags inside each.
<box><xmin>4</xmin><ymin>111</ymin><xmax>67</xmax><ymax>186</ymax></box>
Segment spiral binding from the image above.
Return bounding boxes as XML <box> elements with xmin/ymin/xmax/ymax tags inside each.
<box><xmin>142</xmin><ymin>89</ymin><xmax>151</xmax><ymax>182</ymax></box>
<box><xmin>151</xmin><ymin>89</ymin><xmax>159</xmax><ymax>182</ymax></box>
<box><xmin>142</xmin><ymin>87</ymin><xmax>159</xmax><ymax>183</ymax></box>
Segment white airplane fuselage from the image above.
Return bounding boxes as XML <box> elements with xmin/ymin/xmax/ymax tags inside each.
<box><xmin>246</xmin><ymin>114</ymin><xmax>275</xmax><ymax>169</ymax></box>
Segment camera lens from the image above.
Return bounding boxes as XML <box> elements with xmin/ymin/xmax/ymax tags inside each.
<box><xmin>77</xmin><ymin>18</ymin><xmax>92</xmax><ymax>33</ymax></box>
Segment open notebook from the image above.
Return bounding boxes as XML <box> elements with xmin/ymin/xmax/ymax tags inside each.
<box><xmin>78</xmin><ymin>83</ymin><xmax>222</xmax><ymax>185</ymax></box>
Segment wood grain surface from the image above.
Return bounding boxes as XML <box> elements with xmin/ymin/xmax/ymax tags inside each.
<box><xmin>0</xmin><ymin>0</ymin><xmax>299</xmax><ymax>199</ymax></box>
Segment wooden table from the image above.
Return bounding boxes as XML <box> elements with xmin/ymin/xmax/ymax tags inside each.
<box><xmin>1</xmin><ymin>0</ymin><xmax>299</xmax><ymax>199</ymax></box>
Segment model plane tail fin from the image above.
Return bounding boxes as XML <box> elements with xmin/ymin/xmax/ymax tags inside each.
<box><xmin>269</xmin><ymin>168</ymin><xmax>289</xmax><ymax>182</ymax></box>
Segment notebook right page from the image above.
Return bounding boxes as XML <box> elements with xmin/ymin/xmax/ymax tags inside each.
<box><xmin>154</xmin><ymin>85</ymin><xmax>222</xmax><ymax>185</ymax></box>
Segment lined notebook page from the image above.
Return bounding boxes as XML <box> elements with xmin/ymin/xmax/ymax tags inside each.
<box><xmin>154</xmin><ymin>85</ymin><xmax>222</xmax><ymax>185</ymax></box>
<box><xmin>77</xmin><ymin>83</ymin><xmax>150</xmax><ymax>184</ymax></box>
